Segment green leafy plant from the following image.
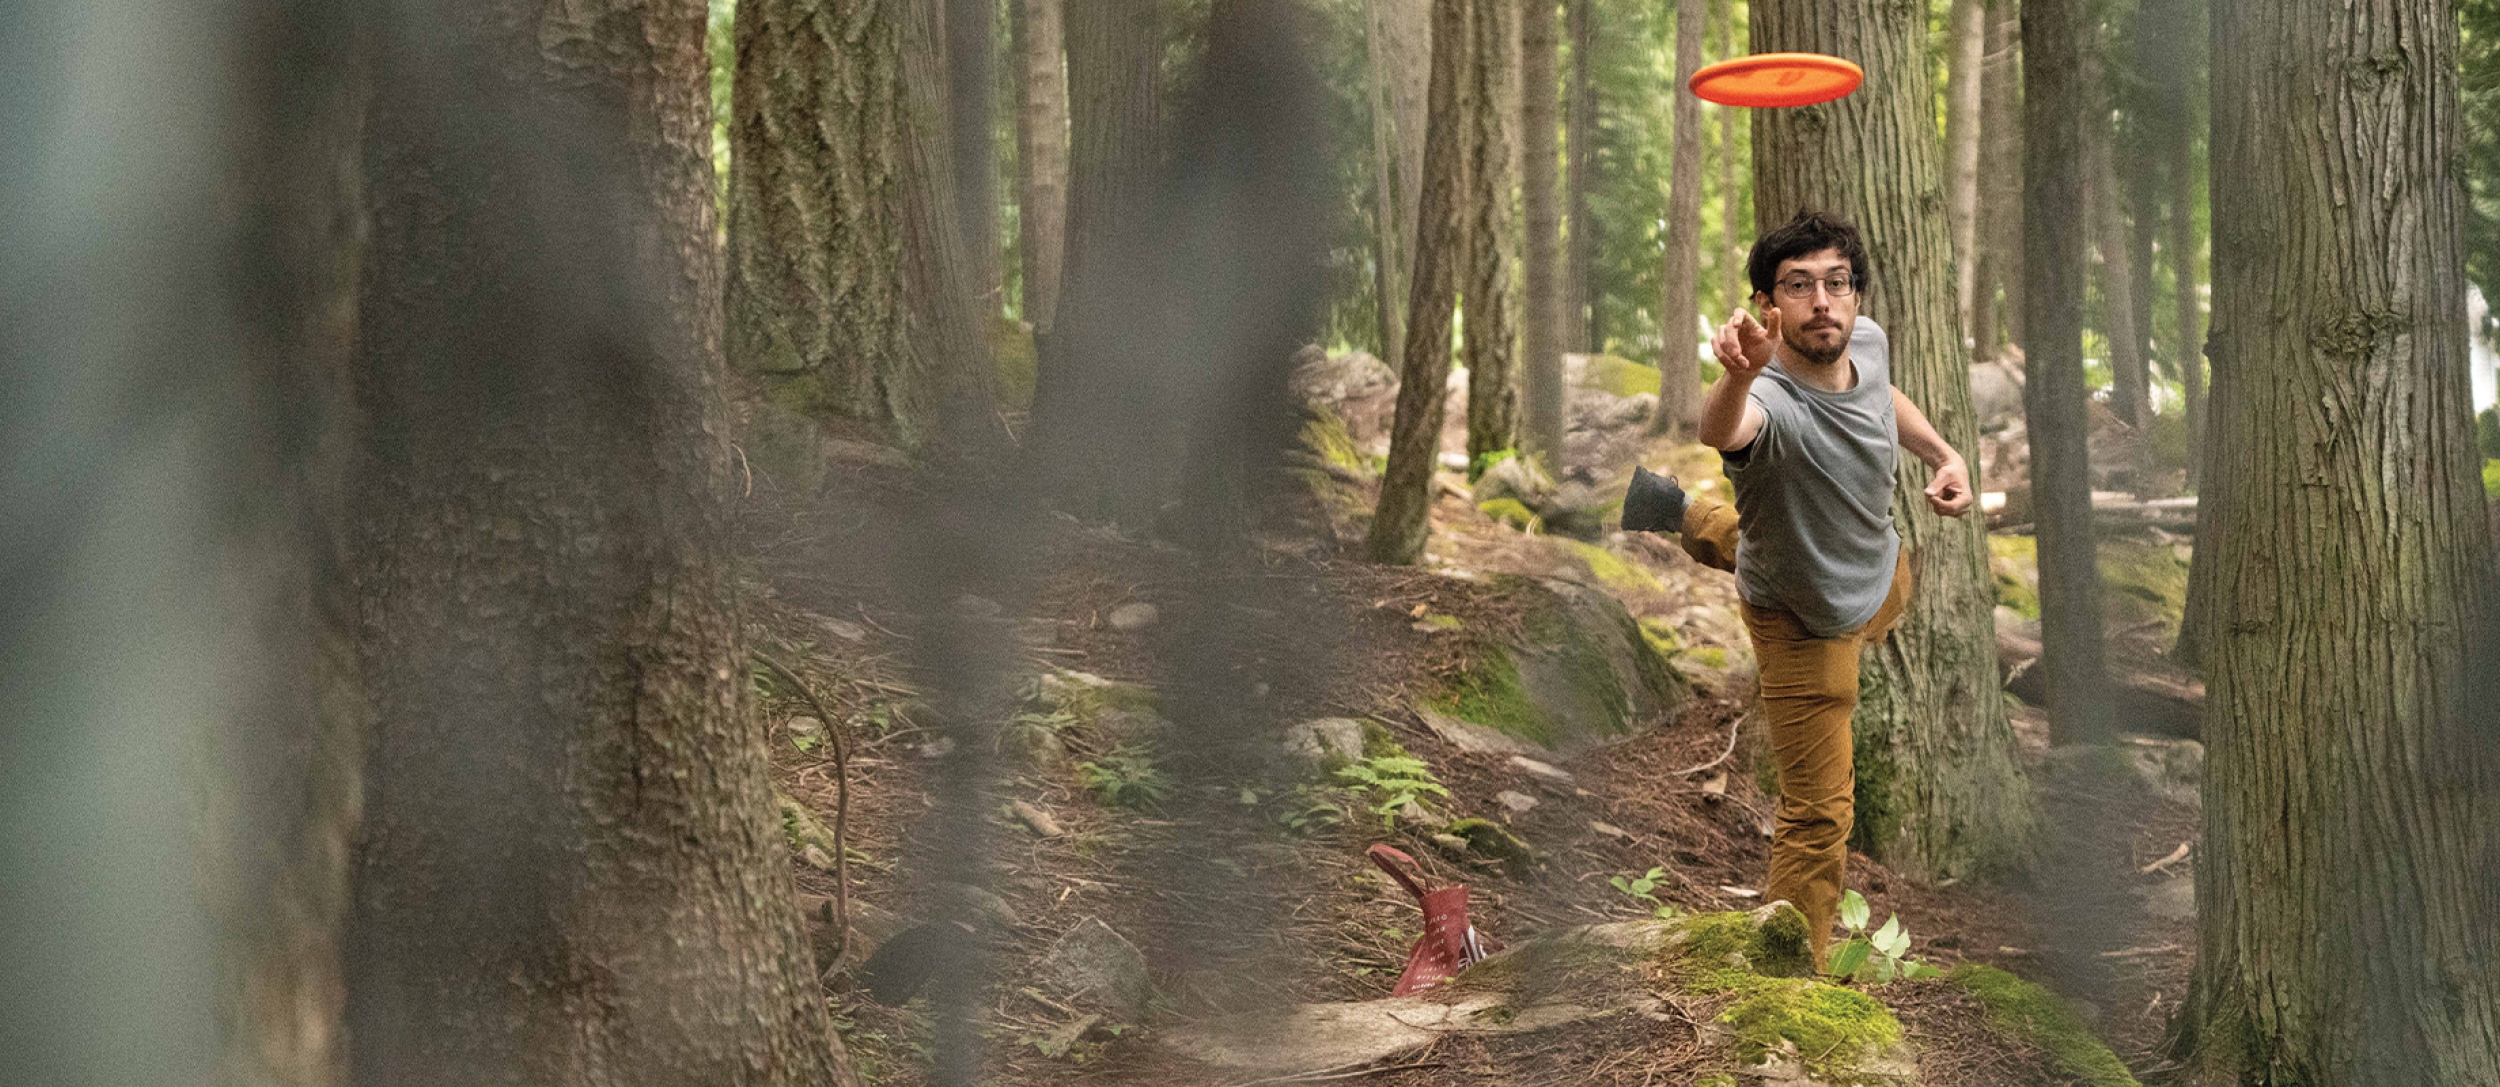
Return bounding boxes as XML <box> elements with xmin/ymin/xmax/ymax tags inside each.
<box><xmin>1076</xmin><ymin>744</ymin><xmax>1171</xmax><ymax>809</ymax></box>
<box><xmin>1334</xmin><ymin>753</ymin><xmax>1450</xmax><ymax>827</ymax></box>
<box><xmin>1271</xmin><ymin>784</ymin><xmax>1348</xmax><ymax>834</ymax></box>
<box><xmin>1826</xmin><ymin>890</ymin><xmax>1943</xmax><ymax>984</ymax></box>
<box><xmin>1607</xmin><ymin>867</ymin><xmax>1686</xmax><ymax>920</ymax></box>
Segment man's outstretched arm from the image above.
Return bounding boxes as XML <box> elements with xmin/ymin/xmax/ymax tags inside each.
<box><xmin>1891</xmin><ymin>388</ymin><xmax>1974</xmax><ymax>517</ymax></box>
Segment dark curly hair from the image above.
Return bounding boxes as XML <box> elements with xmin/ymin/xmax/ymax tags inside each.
<box><xmin>1746</xmin><ymin>209</ymin><xmax>1871</xmax><ymax>301</ymax></box>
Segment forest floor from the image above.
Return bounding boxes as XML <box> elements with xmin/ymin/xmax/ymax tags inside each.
<box><xmin>740</xmin><ymin>371</ymin><xmax>2211</xmax><ymax>1085</ymax></box>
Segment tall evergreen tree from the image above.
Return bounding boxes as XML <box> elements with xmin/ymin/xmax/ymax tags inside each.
<box><xmin>1015</xmin><ymin>0</ymin><xmax>1070</xmax><ymax>335</ymax></box>
<box><xmin>1945</xmin><ymin>0</ymin><xmax>1987</xmax><ymax>344</ymax></box>
<box><xmin>2020</xmin><ymin>0</ymin><xmax>2115</xmax><ymax>745</ymax></box>
<box><xmin>1522</xmin><ymin>0</ymin><xmax>1565</xmax><ymax>468</ymax></box>
<box><xmin>1750</xmin><ymin>0</ymin><xmax>2036</xmax><ymax>875</ymax></box>
<box><xmin>2082</xmin><ymin>27</ymin><xmax>2148</xmax><ymax>427</ymax></box>
<box><xmin>1366</xmin><ymin>0</ymin><xmax>1429</xmax><ymax>367</ymax></box>
<box><xmin>1974</xmin><ymin>0</ymin><xmax>2023</xmax><ymax>356</ymax></box>
<box><xmin>347</xmin><ymin>0</ymin><xmax>852</xmax><ymax>1082</ymax></box>
<box><xmin>1370</xmin><ymin>0</ymin><xmax>1474</xmax><ymax>565</ymax></box>
<box><xmin>1463</xmin><ymin>0</ymin><xmax>1522</xmax><ymax>462</ymax></box>
<box><xmin>1565</xmin><ymin>0</ymin><xmax>1598</xmax><ymax>352</ymax></box>
<box><xmin>2191</xmin><ymin>0</ymin><xmax>2500</xmax><ymax>1079</ymax></box>
<box><xmin>1652</xmin><ymin>0</ymin><xmax>1707</xmax><ymax>440</ymax></box>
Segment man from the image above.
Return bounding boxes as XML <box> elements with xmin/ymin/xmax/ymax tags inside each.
<box><xmin>1622</xmin><ymin>210</ymin><xmax>1973</xmax><ymax>965</ymax></box>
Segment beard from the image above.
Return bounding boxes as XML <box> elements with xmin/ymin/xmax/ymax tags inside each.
<box><xmin>1781</xmin><ymin>317</ymin><xmax>1849</xmax><ymax>367</ymax></box>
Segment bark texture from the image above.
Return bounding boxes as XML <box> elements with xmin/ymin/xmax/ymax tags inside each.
<box><xmin>1017</xmin><ymin>0</ymin><xmax>1069</xmax><ymax>334</ymax></box>
<box><xmin>2082</xmin><ymin>37</ymin><xmax>2148</xmax><ymax>427</ymax></box>
<box><xmin>2194</xmin><ymin>1</ymin><xmax>2500</xmax><ymax>1080</ymax></box>
<box><xmin>1520</xmin><ymin>0</ymin><xmax>1564</xmax><ymax>469</ymax></box>
<box><xmin>1565</xmin><ymin>0</ymin><xmax>1597</xmax><ymax>352</ymax></box>
<box><xmin>348</xmin><ymin>2</ymin><xmax>850</xmax><ymax>1084</ymax></box>
<box><xmin>726</xmin><ymin>0</ymin><xmax>987</xmax><ymax>444</ymax></box>
<box><xmin>1368</xmin><ymin>0</ymin><xmax>1473</xmax><ymax>565</ymax></box>
<box><xmin>2020</xmin><ymin>0</ymin><xmax>2116</xmax><ymax>745</ymax></box>
<box><xmin>1462</xmin><ymin>0</ymin><xmax>1521</xmax><ymax>463</ymax></box>
<box><xmin>1975</xmin><ymin>0</ymin><xmax>2023</xmax><ymax>356</ymax></box>
<box><xmin>1750</xmin><ymin>0</ymin><xmax>2036</xmax><ymax>877</ymax></box>
<box><xmin>1716</xmin><ymin>0</ymin><xmax>1746</xmax><ymax>301</ymax></box>
<box><xmin>1367</xmin><ymin>0</ymin><xmax>1430</xmax><ymax>366</ymax></box>
<box><xmin>949</xmin><ymin>0</ymin><xmax>999</xmax><ymax>310</ymax></box>
<box><xmin>1946</xmin><ymin>0</ymin><xmax>1987</xmax><ymax>344</ymax></box>
<box><xmin>1653</xmin><ymin>0</ymin><xmax>1708</xmax><ymax>441</ymax></box>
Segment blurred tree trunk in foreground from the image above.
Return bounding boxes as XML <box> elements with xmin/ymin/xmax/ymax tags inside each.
<box><xmin>345</xmin><ymin>0</ymin><xmax>851</xmax><ymax>1082</ymax></box>
<box><xmin>2190</xmin><ymin>0</ymin><xmax>2500</xmax><ymax>1080</ymax></box>
<box><xmin>1751</xmin><ymin>0</ymin><xmax>2037</xmax><ymax>877</ymax></box>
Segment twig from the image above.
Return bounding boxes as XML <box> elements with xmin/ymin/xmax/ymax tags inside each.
<box><xmin>1218</xmin><ymin>1058</ymin><xmax>1446</xmax><ymax>1087</ymax></box>
<box><xmin>1673</xmin><ymin>711</ymin><xmax>1746</xmax><ymax>777</ymax></box>
<box><xmin>753</xmin><ymin>649</ymin><xmax>851</xmax><ymax>973</ymax></box>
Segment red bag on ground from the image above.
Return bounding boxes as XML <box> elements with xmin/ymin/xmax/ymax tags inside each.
<box><xmin>1367</xmin><ymin>843</ymin><xmax>1500</xmax><ymax>996</ymax></box>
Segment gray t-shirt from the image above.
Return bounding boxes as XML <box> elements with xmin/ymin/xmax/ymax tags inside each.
<box><xmin>1722</xmin><ymin>316</ymin><xmax>1900</xmax><ymax>637</ymax></box>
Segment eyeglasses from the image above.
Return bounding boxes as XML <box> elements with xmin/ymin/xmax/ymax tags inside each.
<box><xmin>1774</xmin><ymin>273</ymin><xmax>1857</xmax><ymax>300</ymax></box>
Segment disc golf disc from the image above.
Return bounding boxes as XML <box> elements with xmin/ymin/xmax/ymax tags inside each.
<box><xmin>1689</xmin><ymin>52</ymin><xmax>1863</xmax><ymax>108</ymax></box>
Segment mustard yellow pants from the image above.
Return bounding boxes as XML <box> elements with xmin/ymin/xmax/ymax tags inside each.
<box><xmin>1679</xmin><ymin>495</ymin><xmax>1912</xmax><ymax>965</ymax></box>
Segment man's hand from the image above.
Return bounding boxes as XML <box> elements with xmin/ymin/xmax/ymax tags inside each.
<box><xmin>1924</xmin><ymin>456</ymin><xmax>1974</xmax><ymax>518</ymax></box>
<box><xmin>1711</xmin><ymin>307</ymin><xmax>1780</xmax><ymax>379</ymax></box>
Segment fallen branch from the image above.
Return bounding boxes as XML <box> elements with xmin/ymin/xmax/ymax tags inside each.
<box><xmin>1673</xmin><ymin>710</ymin><xmax>1747</xmax><ymax>777</ymax></box>
<box><xmin>754</xmin><ymin>649</ymin><xmax>851</xmax><ymax>973</ymax></box>
<box><xmin>1219</xmin><ymin>1058</ymin><xmax>1447</xmax><ymax>1087</ymax></box>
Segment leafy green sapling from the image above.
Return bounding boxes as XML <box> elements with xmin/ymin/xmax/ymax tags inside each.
<box><xmin>1826</xmin><ymin>889</ymin><xmax>1943</xmax><ymax>984</ymax></box>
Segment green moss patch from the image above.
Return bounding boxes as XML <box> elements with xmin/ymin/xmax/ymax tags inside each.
<box><xmin>1427</xmin><ymin>650</ymin><xmax>1552</xmax><ymax>748</ymax></box>
<box><xmin>1580</xmin><ymin>354</ymin><xmax>1663</xmax><ymax>399</ymax></box>
<box><xmin>1988</xmin><ymin>534</ymin><xmax>2040</xmax><ymax>619</ymax></box>
<box><xmin>2097</xmin><ymin>538</ymin><xmax>2190</xmax><ymax>638</ymax></box>
<box><xmin>1445</xmin><ymin>817</ymin><xmax>1534</xmax><ymax>876</ymax></box>
<box><xmin>1669</xmin><ymin>909</ymin><xmax>1899</xmax><ymax>1077</ymax></box>
<box><xmin>2483</xmin><ymin>458</ymin><xmax>2499</xmax><ymax>499</ymax></box>
<box><xmin>1949</xmin><ymin>965</ymin><xmax>2140</xmax><ymax>1086</ymax></box>
<box><xmin>991</xmin><ymin>317</ymin><xmax>1037</xmax><ymax>410</ymax></box>
<box><xmin>1478</xmin><ymin>497</ymin><xmax>1544</xmax><ymax>533</ymax></box>
<box><xmin>1553</xmin><ymin>538</ymin><xmax>1665</xmax><ymax>596</ymax></box>
<box><xmin>1300</xmin><ymin>407</ymin><xmax>1366</xmax><ymax>474</ymax></box>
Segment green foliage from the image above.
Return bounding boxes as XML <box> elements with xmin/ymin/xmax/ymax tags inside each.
<box><xmin>1334</xmin><ymin>752</ymin><xmax>1449</xmax><ymax>827</ymax></box>
<box><xmin>1988</xmin><ymin>534</ymin><xmax>2041</xmax><ymax>619</ymax></box>
<box><xmin>1302</xmin><ymin>407</ymin><xmax>1369</xmax><ymax>473</ymax></box>
<box><xmin>1427</xmin><ymin>650</ymin><xmax>1550</xmax><ymax>748</ymax></box>
<box><xmin>1553</xmin><ymin>537</ymin><xmax>1664</xmax><ymax>595</ymax></box>
<box><xmin>1271</xmin><ymin>784</ymin><xmax>1350</xmax><ymax>834</ymax></box>
<box><xmin>2485</xmin><ymin>458</ymin><xmax>2500</xmax><ymax>500</ymax></box>
<box><xmin>1468</xmin><ymin>447</ymin><xmax>1516</xmax><ymax>483</ymax></box>
<box><xmin>1578</xmin><ymin>354</ymin><xmax>1661</xmax><ymax>399</ymax></box>
<box><xmin>1824</xmin><ymin>890</ymin><xmax>1943</xmax><ymax>985</ymax></box>
<box><xmin>991</xmin><ymin>317</ymin><xmax>1037</xmax><ymax>410</ymax></box>
<box><xmin>1669</xmin><ymin>909</ymin><xmax>1899</xmax><ymax>1077</ymax></box>
<box><xmin>1950</xmin><ymin>965</ymin><xmax>2142</xmax><ymax>1086</ymax></box>
<box><xmin>2479</xmin><ymin>407</ymin><xmax>2500</xmax><ymax>460</ymax></box>
<box><xmin>707</xmin><ymin>0</ymin><xmax>735</xmax><ymax>207</ymax></box>
<box><xmin>1077</xmin><ymin>744</ymin><xmax>1172</xmax><ymax>809</ymax></box>
<box><xmin>1608</xmin><ymin>866</ymin><xmax>1684</xmax><ymax>920</ymax></box>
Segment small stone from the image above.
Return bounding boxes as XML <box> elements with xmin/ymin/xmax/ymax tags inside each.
<box><xmin>1508</xmin><ymin>756</ymin><xmax>1576</xmax><ymax>785</ymax></box>
<box><xmin>1495</xmin><ymin>790</ymin><xmax>1539</xmax><ymax>814</ymax></box>
<box><xmin>818</xmin><ymin>617</ymin><xmax>867</xmax><ymax>642</ymax></box>
<box><xmin>1719</xmin><ymin>885</ymin><xmax>1761</xmax><ymax>899</ymax></box>
<box><xmin>787</xmin><ymin>715</ymin><xmax>826</xmax><ymax>744</ymax></box>
<box><xmin>920</xmin><ymin>736</ymin><xmax>957</xmax><ymax>759</ymax></box>
<box><xmin>1428</xmin><ymin>832</ymin><xmax>1474</xmax><ymax>859</ymax></box>
<box><xmin>1011</xmin><ymin>799</ymin><xmax>1066</xmax><ymax>838</ymax></box>
<box><xmin>1108</xmin><ymin>602</ymin><xmax>1159</xmax><ymax>631</ymax></box>
<box><xmin>800</xmin><ymin>845</ymin><xmax>837</xmax><ymax>873</ymax></box>
<box><xmin>1038</xmin><ymin>918</ymin><xmax>1151</xmax><ymax>1018</ymax></box>
<box><xmin>1438</xmin><ymin>451</ymin><xmax>1470</xmax><ymax>471</ymax></box>
<box><xmin>1282</xmin><ymin>718</ymin><xmax>1368</xmax><ymax>767</ymax></box>
<box><xmin>1418</xmin><ymin>706</ymin><xmax>1534</xmax><ymax>756</ymax></box>
<box><xmin>1589</xmin><ymin>821</ymin><xmax>1631</xmax><ymax>840</ymax></box>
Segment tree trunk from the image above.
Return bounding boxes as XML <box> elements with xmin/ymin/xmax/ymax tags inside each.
<box><xmin>2173</xmin><ymin>113</ymin><xmax>2202</xmax><ymax>490</ymax></box>
<box><xmin>1750</xmin><ymin>0</ymin><xmax>2037</xmax><ymax>877</ymax></box>
<box><xmin>1463</xmin><ymin>0</ymin><xmax>1521</xmax><ymax>463</ymax></box>
<box><xmin>1369</xmin><ymin>0</ymin><xmax>1474</xmax><ymax>565</ymax></box>
<box><xmin>1653</xmin><ymin>0</ymin><xmax>1707</xmax><ymax>440</ymax></box>
<box><xmin>1946</xmin><ymin>0</ymin><xmax>1987</xmax><ymax>349</ymax></box>
<box><xmin>2193</xmin><ymin>1</ymin><xmax>2500</xmax><ymax>1080</ymax></box>
<box><xmin>2021</xmin><ymin>0</ymin><xmax>2116</xmax><ymax>746</ymax></box>
<box><xmin>727</xmin><ymin>0</ymin><xmax>988</xmax><ymax>445</ymax></box>
<box><xmin>1030</xmin><ymin>0</ymin><xmax>1168</xmax><ymax>521</ymax></box>
<box><xmin>1521</xmin><ymin>0</ymin><xmax>1564</xmax><ymax>469</ymax></box>
<box><xmin>1369</xmin><ymin>0</ymin><xmax>1428</xmax><ymax>367</ymax></box>
<box><xmin>1565</xmin><ymin>0</ymin><xmax>1597</xmax><ymax>352</ymax></box>
<box><xmin>1017</xmin><ymin>0</ymin><xmax>1070</xmax><ymax>335</ymax></box>
<box><xmin>1717</xmin><ymin>0</ymin><xmax>1747</xmax><ymax>302</ymax></box>
<box><xmin>347</xmin><ymin>2</ymin><xmax>851</xmax><ymax>1084</ymax></box>
<box><xmin>2083</xmin><ymin>36</ymin><xmax>2148</xmax><ymax>428</ymax></box>
<box><xmin>1977</xmin><ymin>0</ymin><xmax>2023</xmax><ymax>356</ymax></box>
<box><xmin>950</xmin><ymin>0</ymin><xmax>999</xmax><ymax>315</ymax></box>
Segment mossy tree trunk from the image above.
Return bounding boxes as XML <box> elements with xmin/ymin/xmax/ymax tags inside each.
<box><xmin>2021</xmin><ymin>0</ymin><xmax>2116</xmax><ymax>745</ymax></box>
<box><xmin>1750</xmin><ymin>0</ymin><xmax>2037</xmax><ymax>877</ymax></box>
<box><xmin>1653</xmin><ymin>0</ymin><xmax>1707</xmax><ymax>441</ymax></box>
<box><xmin>347</xmin><ymin>1</ymin><xmax>851</xmax><ymax>1083</ymax></box>
<box><xmin>726</xmin><ymin>0</ymin><xmax>987</xmax><ymax>446</ymax></box>
<box><xmin>1462</xmin><ymin>0</ymin><xmax>1520</xmax><ymax>464</ymax></box>
<box><xmin>1368</xmin><ymin>0</ymin><xmax>1474</xmax><ymax>565</ymax></box>
<box><xmin>2191</xmin><ymin>0</ymin><xmax>2500</xmax><ymax>1080</ymax></box>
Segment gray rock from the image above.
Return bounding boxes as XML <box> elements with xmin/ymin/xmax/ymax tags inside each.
<box><xmin>1508</xmin><ymin>756</ymin><xmax>1576</xmax><ymax>785</ymax></box>
<box><xmin>1107</xmin><ymin>602</ymin><xmax>1159</xmax><ymax>631</ymax></box>
<box><xmin>1162</xmin><ymin>992</ymin><xmax>1599</xmax><ymax>1075</ymax></box>
<box><xmin>1417</xmin><ymin>706</ymin><xmax>1536</xmax><ymax>756</ymax></box>
<box><xmin>1038</xmin><ymin>917</ymin><xmax>1151</xmax><ymax>1018</ymax></box>
<box><xmin>1281</xmin><ymin>718</ymin><xmax>1369</xmax><ymax>768</ymax></box>
<box><xmin>2123</xmin><ymin>736</ymin><xmax>2204</xmax><ymax>807</ymax></box>
<box><xmin>1495</xmin><ymin>790</ymin><xmax>1540</xmax><ymax>814</ymax></box>
<box><xmin>1472</xmin><ymin>455</ymin><xmax>1557</xmax><ymax>509</ymax></box>
<box><xmin>1969</xmin><ymin>360</ymin><xmax>2026</xmax><ymax>432</ymax></box>
<box><xmin>1289</xmin><ymin>347</ymin><xmax>1398</xmax><ymax>405</ymax></box>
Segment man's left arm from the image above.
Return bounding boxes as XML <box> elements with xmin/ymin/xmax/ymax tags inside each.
<box><xmin>1891</xmin><ymin>387</ymin><xmax>1974</xmax><ymax>518</ymax></box>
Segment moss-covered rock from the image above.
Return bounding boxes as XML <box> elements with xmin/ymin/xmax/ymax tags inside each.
<box><xmin>1949</xmin><ymin>965</ymin><xmax>2140</xmax><ymax>1086</ymax></box>
<box><xmin>1552</xmin><ymin>537</ymin><xmax>1666</xmax><ymax>596</ymax></box>
<box><xmin>1478</xmin><ymin>497</ymin><xmax>1543</xmax><ymax>533</ymax></box>
<box><xmin>1666</xmin><ymin>907</ymin><xmax>1910</xmax><ymax>1082</ymax></box>
<box><xmin>1988</xmin><ymin>534</ymin><xmax>2041</xmax><ymax>619</ymax></box>
<box><xmin>2097</xmin><ymin>538</ymin><xmax>2191</xmax><ymax>641</ymax></box>
<box><xmin>1578</xmin><ymin>354</ymin><xmax>1663</xmax><ymax>399</ymax></box>
<box><xmin>1300</xmin><ymin>406</ymin><xmax>1367</xmax><ymax>475</ymax></box>
<box><xmin>776</xmin><ymin>789</ymin><xmax>839</xmax><ymax>872</ymax></box>
<box><xmin>1444</xmin><ymin>817</ymin><xmax>1534</xmax><ymax>877</ymax></box>
<box><xmin>1424</xmin><ymin>577</ymin><xmax>1693</xmax><ymax>756</ymax></box>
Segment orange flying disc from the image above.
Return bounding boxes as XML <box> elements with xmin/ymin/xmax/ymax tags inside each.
<box><xmin>1689</xmin><ymin>52</ymin><xmax>1864</xmax><ymax>108</ymax></box>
